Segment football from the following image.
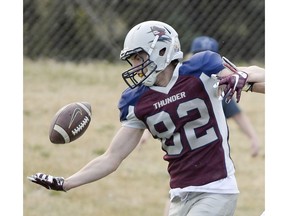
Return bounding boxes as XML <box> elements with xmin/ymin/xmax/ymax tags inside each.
<box><xmin>49</xmin><ymin>102</ymin><xmax>92</xmax><ymax>144</ymax></box>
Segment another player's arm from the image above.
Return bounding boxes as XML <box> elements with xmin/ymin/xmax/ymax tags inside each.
<box><xmin>63</xmin><ymin>126</ymin><xmax>143</xmax><ymax>191</ymax></box>
<box><xmin>28</xmin><ymin>127</ymin><xmax>144</xmax><ymax>191</ymax></box>
<box><xmin>238</xmin><ymin>66</ymin><xmax>265</xmax><ymax>93</ymax></box>
<box><xmin>250</xmin><ymin>82</ymin><xmax>265</xmax><ymax>94</ymax></box>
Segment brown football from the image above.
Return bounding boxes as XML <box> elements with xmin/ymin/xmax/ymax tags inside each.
<box><xmin>49</xmin><ymin>102</ymin><xmax>92</xmax><ymax>144</ymax></box>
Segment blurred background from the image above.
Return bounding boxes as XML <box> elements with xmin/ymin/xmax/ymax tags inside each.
<box><xmin>24</xmin><ymin>0</ymin><xmax>264</xmax><ymax>63</ymax></box>
<box><xmin>23</xmin><ymin>1</ymin><xmax>265</xmax><ymax>216</ymax></box>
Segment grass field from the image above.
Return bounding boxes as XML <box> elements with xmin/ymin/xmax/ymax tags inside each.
<box><xmin>23</xmin><ymin>59</ymin><xmax>265</xmax><ymax>216</ymax></box>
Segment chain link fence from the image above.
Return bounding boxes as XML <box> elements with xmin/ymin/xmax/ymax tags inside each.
<box><xmin>24</xmin><ymin>0</ymin><xmax>264</xmax><ymax>63</ymax></box>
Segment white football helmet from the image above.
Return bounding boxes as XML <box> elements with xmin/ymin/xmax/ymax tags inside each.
<box><xmin>120</xmin><ymin>20</ymin><xmax>183</xmax><ymax>89</ymax></box>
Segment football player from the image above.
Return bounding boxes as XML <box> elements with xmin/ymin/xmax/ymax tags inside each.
<box><xmin>28</xmin><ymin>20</ymin><xmax>264</xmax><ymax>216</ymax></box>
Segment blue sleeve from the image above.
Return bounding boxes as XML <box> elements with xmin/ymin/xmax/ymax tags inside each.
<box><xmin>181</xmin><ymin>51</ymin><xmax>225</xmax><ymax>77</ymax></box>
<box><xmin>222</xmin><ymin>98</ymin><xmax>241</xmax><ymax>118</ymax></box>
<box><xmin>118</xmin><ymin>85</ymin><xmax>149</xmax><ymax>122</ymax></box>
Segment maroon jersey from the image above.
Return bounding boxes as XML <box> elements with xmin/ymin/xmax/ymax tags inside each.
<box><xmin>118</xmin><ymin>51</ymin><xmax>235</xmax><ymax>189</ymax></box>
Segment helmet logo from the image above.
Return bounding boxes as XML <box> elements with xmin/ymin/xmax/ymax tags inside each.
<box><xmin>149</xmin><ymin>26</ymin><xmax>171</xmax><ymax>43</ymax></box>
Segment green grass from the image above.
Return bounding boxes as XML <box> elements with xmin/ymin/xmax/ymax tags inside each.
<box><xmin>23</xmin><ymin>59</ymin><xmax>265</xmax><ymax>216</ymax></box>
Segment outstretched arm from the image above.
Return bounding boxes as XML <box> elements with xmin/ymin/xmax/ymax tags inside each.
<box><xmin>28</xmin><ymin>126</ymin><xmax>144</xmax><ymax>191</ymax></box>
<box><xmin>63</xmin><ymin>127</ymin><xmax>143</xmax><ymax>190</ymax></box>
<box><xmin>238</xmin><ymin>66</ymin><xmax>265</xmax><ymax>93</ymax></box>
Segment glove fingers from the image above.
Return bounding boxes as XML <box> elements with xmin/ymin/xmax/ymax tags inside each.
<box><xmin>36</xmin><ymin>173</ymin><xmax>49</xmax><ymax>181</ymax></box>
<box><xmin>28</xmin><ymin>173</ymin><xmax>51</xmax><ymax>189</ymax></box>
<box><xmin>225</xmin><ymin>89</ymin><xmax>234</xmax><ymax>104</ymax></box>
<box><xmin>34</xmin><ymin>178</ymin><xmax>50</xmax><ymax>189</ymax></box>
<box><xmin>222</xmin><ymin>80</ymin><xmax>231</xmax><ymax>95</ymax></box>
<box><xmin>236</xmin><ymin>89</ymin><xmax>242</xmax><ymax>103</ymax></box>
<box><xmin>218</xmin><ymin>76</ymin><xmax>229</xmax><ymax>86</ymax></box>
<box><xmin>28</xmin><ymin>173</ymin><xmax>65</xmax><ymax>191</ymax></box>
<box><xmin>232</xmin><ymin>76</ymin><xmax>238</xmax><ymax>91</ymax></box>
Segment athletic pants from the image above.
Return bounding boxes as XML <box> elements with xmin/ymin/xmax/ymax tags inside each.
<box><xmin>168</xmin><ymin>192</ymin><xmax>238</xmax><ymax>216</ymax></box>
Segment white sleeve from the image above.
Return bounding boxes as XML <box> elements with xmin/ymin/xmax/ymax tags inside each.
<box><xmin>121</xmin><ymin>105</ymin><xmax>146</xmax><ymax>129</ymax></box>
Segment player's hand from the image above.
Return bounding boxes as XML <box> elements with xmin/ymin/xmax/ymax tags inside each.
<box><xmin>218</xmin><ymin>72</ymin><xmax>248</xmax><ymax>103</ymax></box>
<box><xmin>27</xmin><ymin>173</ymin><xmax>66</xmax><ymax>191</ymax></box>
<box><xmin>218</xmin><ymin>57</ymin><xmax>248</xmax><ymax>103</ymax></box>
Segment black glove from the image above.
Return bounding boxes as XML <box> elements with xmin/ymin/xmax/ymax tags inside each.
<box><xmin>27</xmin><ymin>173</ymin><xmax>66</xmax><ymax>191</ymax></box>
<box><xmin>218</xmin><ymin>57</ymin><xmax>248</xmax><ymax>103</ymax></box>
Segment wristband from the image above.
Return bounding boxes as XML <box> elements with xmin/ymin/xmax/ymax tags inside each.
<box><xmin>242</xmin><ymin>82</ymin><xmax>255</xmax><ymax>92</ymax></box>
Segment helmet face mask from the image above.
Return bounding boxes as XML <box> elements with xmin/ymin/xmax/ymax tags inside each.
<box><xmin>122</xmin><ymin>55</ymin><xmax>157</xmax><ymax>89</ymax></box>
<box><xmin>120</xmin><ymin>21</ymin><xmax>183</xmax><ymax>89</ymax></box>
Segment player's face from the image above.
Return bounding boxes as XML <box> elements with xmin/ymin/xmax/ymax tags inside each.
<box><xmin>127</xmin><ymin>51</ymin><xmax>149</xmax><ymax>77</ymax></box>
